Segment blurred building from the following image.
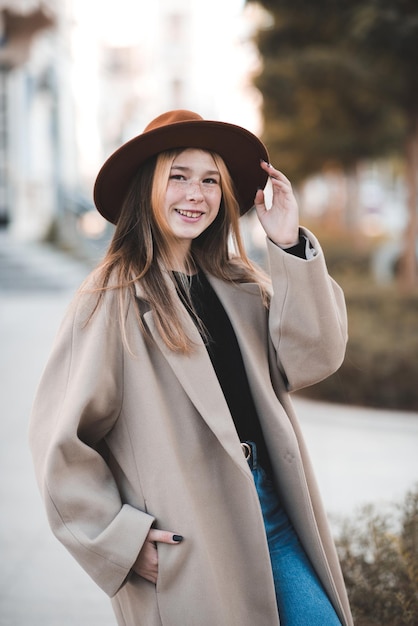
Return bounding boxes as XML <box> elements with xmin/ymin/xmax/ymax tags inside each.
<box><xmin>0</xmin><ymin>0</ymin><xmax>79</xmax><ymax>240</ymax></box>
<box><xmin>0</xmin><ymin>0</ymin><xmax>259</xmax><ymax>249</ymax></box>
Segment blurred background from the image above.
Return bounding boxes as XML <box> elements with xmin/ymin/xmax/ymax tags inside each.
<box><xmin>0</xmin><ymin>1</ymin><xmax>417</xmax><ymax>624</ymax></box>
<box><xmin>1</xmin><ymin>0</ymin><xmax>417</xmax><ymax>410</ymax></box>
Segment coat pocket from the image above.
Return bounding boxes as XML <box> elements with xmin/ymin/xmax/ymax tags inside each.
<box><xmin>155</xmin><ymin>539</ymin><xmax>187</xmax><ymax>594</ymax></box>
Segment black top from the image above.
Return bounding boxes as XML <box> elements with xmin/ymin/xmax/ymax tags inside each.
<box><xmin>174</xmin><ymin>271</ymin><xmax>272</xmax><ymax>473</ymax></box>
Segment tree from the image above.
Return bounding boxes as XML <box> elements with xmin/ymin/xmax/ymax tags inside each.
<box><xmin>248</xmin><ymin>0</ymin><xmax>418</xmax><ymax>288</ymax></box>
<box><xmin>348</xmin><ymin>1</ymin><xmax>418</xmax><ymax>288</ymax></box>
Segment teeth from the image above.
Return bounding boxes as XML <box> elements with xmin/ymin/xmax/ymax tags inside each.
<box><xmin>176</xmin><ymin>209</ymin><xmax>202</xmax><ymax>218</ymax></box>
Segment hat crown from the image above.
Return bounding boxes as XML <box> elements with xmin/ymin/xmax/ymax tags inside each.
<box><xmin>144</xmin><ymin>110</ymin><xmax>204</xmax><ymax>133</ymax></box>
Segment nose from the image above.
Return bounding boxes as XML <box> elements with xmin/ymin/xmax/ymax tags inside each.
<box><xmin>185</xmin><ymin>180</ymin><xmax>204</xmax><ymax>201</ymax></box>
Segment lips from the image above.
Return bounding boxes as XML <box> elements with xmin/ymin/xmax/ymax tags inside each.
<box><xmin>175</xmin><ymin>209</ymin><xmax>204</xmax><ymax>219</ymax></box>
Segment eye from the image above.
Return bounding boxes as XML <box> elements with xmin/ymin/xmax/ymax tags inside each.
<box><xmin>203</xmin><ymin>177</ymin><xmax>219</xmax><ymax>185</ymax></box>
<box><xmin>170</xmin><ymin>174</ymin><xmax>186</xmax><ymax>181</ymax></box>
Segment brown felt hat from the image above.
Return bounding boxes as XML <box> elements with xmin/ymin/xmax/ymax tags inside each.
<box><xmin>93</xmin><ymin>109</ymin><xmax>269</xmax><ymax>224</ymax></box>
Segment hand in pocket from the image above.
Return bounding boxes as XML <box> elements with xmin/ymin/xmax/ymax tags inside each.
<box><xmin>133</xmin><ymin>529</ymin><xmax>183</xmax><ymax>583</ymax></box>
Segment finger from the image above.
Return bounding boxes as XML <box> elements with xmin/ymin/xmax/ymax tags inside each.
<box><xmin>254</xmin><ymin>189</ymin><xmax>267</xmax><ymax>219</ymax></box>
<box><xmin>254</xmin><ymin>188</ymin><xmax>265</xmax><ymax>207</ymax></box>
<box><xmin>133</xmin><ymin>537</ymin><xmax>158</xmax><ymax>583</ymax></box>
<box><xmin>270</xmin><ymin>178</ymin><xmax>291</xmax><ymax>197</ymax></box>
<box><xmin>148</xmin><ymin>528</ymin><xmax>184</xmax><ymax>544</ymax></box>
<box><xmin>260</xmin><ymin>160</ymin><xmax>291</xmax><ymax>186</ymax></box>
<box><xmin>271</xmin><ymin>170</ymin><xmax>292</xmax><ymax>186</ymax></box>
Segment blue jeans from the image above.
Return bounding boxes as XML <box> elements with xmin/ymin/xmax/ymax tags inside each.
<box><xmin>246</xmin><ymin>442</ymin><xmax>342</xmax><ymax>625</ymax></box>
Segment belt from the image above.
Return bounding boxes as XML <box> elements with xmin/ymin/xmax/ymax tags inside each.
<box><xmin>241</xmin><ymin>442</ymin><xmax>251</xmax><ymax>460</ymax></box>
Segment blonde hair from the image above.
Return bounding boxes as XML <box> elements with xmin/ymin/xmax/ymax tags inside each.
<box><xmin>85</xmin><ymin>149</ymin><xmax>270</xmax><ymax>354</ymax></box>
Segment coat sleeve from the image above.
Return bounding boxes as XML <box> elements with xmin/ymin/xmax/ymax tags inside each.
<box><xmin>28</xmin><ymin>289</ymin><xmax>154</xmax><ymax>597</ymax></box>
<box><xmin>267</xmin><ymin>228</ymin><xmax>348</xmax><ymax>391</ymax></box>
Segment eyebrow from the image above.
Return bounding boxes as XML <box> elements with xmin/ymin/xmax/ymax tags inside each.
<box><xmin>170</xmin><ymin>165</ymin><xmax>220</xmax><ymax>176</ymax></box>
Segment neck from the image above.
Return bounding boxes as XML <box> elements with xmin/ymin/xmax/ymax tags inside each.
<box><xmin>171</xmin><ymin>261</ymin><xmax>197</xmax><ymax>275</ymax></box>
<box><xmin>168</xmin><ymin>247</ymin><xmax>196</xmax><ymax>275</ymax></box>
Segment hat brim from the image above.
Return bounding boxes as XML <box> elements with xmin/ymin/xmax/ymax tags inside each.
<box><xmin>93</xmin><ymin>120</ymin><xmax>269</xmax><ymax>224</ymax></box>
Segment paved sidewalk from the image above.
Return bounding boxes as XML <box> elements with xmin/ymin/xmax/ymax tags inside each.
<box><xmin>0</xmin><ymin>232</ymin><xmax>94</xmax><ymax>292</ymax></box>
<box><xmin>294</xmin><ymin>396</ymin><xmax>418</xmax><ymax>521</ymax></box>
<box><xmin>0</xmin><ymin>236</ymin><xmax>113</xmax><ymax>624</ymax></box>
<box><xmin>0</xmin><ymin>233</ymin><xmax>115</xmax><ymax>625</ymax></box>
<box><xmin>1</xmin><ymin>233</ymin><xmax>417</xmax><ymax>625</ymax></box>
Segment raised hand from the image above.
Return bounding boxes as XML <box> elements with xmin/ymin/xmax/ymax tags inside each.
<box><xmin>254</xmin><ymin>161</ymin><xmax>300</xmax><ymax>247</ymax></box>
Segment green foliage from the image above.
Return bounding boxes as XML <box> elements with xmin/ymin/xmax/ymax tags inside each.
<box><xmin>335</xmin><ymin>486</ymin><xmax>418</xmax><ymax>625</ymax></box>
<box><xmin>247</xmin><ymin>0</ymin><xmax>417</xmax><ymax>182</ymax></box>
<box><xmin>349</xmin><ymin>1</ymin><xmax>418</xmax><ymax>111</ymax></box>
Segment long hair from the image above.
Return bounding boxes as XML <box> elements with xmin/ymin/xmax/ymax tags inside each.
<box><xmin>86</xmin><ymin>149</ymin><xmax>270</xmax><ymax>354</ymax></box>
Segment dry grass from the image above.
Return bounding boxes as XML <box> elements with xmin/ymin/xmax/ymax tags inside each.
<box><xmin>335</xmin><ymin>487</ymin><xmax>418</xmax><ymax>625</ymax></box>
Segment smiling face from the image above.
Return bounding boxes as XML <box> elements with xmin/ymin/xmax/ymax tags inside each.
<box><xmin>161</xmin><ymin>149</ymin><xmax>222</xmax><ymax>264</ymax></box>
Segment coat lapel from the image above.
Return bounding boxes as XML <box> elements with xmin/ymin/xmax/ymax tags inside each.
<box><xmin>136</xmin><ymin>276</ymin><xmax>250</xmax><ymax>473</ymax></box>
<box><xmin>206</xmin><ymin>274</ymin><xmax>271</xmax><ymax>392</ymax></box>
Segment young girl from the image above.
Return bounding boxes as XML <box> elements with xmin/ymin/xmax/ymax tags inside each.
<box><xmin>29</xmin><ymin>109</ymin><xmax>352</xmax><ymax>625</ymax></box>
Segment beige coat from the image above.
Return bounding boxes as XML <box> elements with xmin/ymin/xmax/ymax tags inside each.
<box><xmin>29</xmin><ymin>232</ymin><xmax>353</xmax><ymax>626</ymax></box>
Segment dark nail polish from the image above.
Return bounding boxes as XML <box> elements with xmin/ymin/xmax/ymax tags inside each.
<box><xmin>172</xmin><ymin>534</ymin><xmax>183</xmax><ymax>542</ymax></box>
